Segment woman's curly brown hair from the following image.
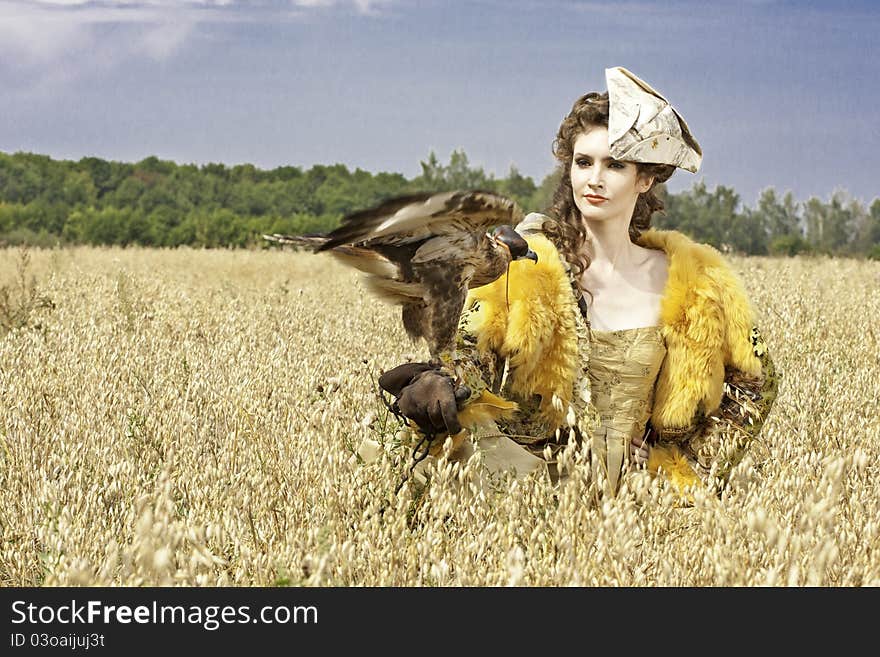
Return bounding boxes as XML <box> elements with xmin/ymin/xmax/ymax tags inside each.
<box><xmin>540</xmin><ymin>91</ymin><xmax>676</xmax><ymax>279</ymax></box>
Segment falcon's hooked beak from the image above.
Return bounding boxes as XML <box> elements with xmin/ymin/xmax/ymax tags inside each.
<box><xmin>492</xmin><ymin>225</ymin><xmax>538</xmax><ymax>263</ymax></box>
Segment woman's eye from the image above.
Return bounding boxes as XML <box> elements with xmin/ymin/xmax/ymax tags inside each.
<box><xmin>609</xmin><ymin>161</ymin><xmax>625</xmax><ymax>169</ymax></box>
<box><xmin>575</xmin><ymin>158</ymin><xmax>591</xmax><ymax>167</ymax></box>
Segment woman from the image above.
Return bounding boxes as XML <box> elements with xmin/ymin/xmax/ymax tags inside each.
<box><xmin>379</xmin><ymin>67</ymin><xmax>778</xmax><ymax>497</ymax></box>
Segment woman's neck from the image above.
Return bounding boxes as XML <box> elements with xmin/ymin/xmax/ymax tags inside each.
<box><xmin>583</xmin><ymin>217</ymin><xmax>640</xmax><ymax>275</ymax></box>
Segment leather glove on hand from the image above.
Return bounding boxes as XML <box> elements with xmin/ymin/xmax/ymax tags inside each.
<box><xmin>379</xmin><ymin>362</ymin><xmax>471</xmax><ymax>436</ymax></box>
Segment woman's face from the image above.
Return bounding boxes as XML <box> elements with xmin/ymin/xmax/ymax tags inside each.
<box><xmin>569</xmin><ymin>127</ymin><xmax>652</xmax><ymax>225</ymax></box>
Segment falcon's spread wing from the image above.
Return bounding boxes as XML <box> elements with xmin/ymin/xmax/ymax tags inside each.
<box><xmin>264</xmin><ymin>190</ymin><xmax>536</xmax><ymax>366</ymax></box>
<box><xmin>318</xmin><ymin>190</ymin><xmax>521</xmax><ymax>251</ymax></box>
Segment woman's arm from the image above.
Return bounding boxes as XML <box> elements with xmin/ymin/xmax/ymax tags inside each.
<box><xmin>377</xmin><ymin>301</ymin><xmax>514</xmax><ymax>443</ymax></box>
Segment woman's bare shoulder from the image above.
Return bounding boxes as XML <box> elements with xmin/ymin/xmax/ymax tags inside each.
<box><xmin>637</xmin><ymin>245</ymin><xmax>669</xmax><ymax>293</ymax></box>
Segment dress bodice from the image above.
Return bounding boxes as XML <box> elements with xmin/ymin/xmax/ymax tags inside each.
<box><xmin>587</xmin><ymin>325</ymin><xmax>667</xmax><ymax>491</ymax></box>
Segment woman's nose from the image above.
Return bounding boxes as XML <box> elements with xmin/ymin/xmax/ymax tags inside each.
<box><xmin>587</xmin><ymin>165</ymin><xmax>604</xmax><ymax>187</ymax></box>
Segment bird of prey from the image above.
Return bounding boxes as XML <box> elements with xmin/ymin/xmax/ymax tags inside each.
<box><xmin>264</xmin><ymin>189</ymin><xmax>538</xmax><ymax>370</ymax></box>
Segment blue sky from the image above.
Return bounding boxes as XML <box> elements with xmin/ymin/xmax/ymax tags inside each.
<box><xmin>1</xmin><ymin>0</ymin><xmax>878</xmax><ymax>208</ymax></box>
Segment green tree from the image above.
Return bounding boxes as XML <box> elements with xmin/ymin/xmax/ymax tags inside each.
<box><xmin>727</xmin><ymin>208</ymin><xmax>768</xmax><ymax>255</ymax></box>
<box><xmin>529</xmin><ymin>168</ymin><xmax>562</xmax><ymax>215</ymax></box>
<box><xmin>136</xmin><ymin>156</ymin><xmax>176</xmax><ymax>177</ymax></box>
<box><xmin>867</xmin><ymin>199</ymin><xmax>880</xmax><ymax>246</ymax></box>
<box><xmin>416</xmin><ymin>151</ymin><xmax>446</xmax><ymax>190</ymax></box>
<box><xmin>755</xmin><ymin>188</ymin><xmax>801</xmax><ymax>241</ymax></box>
<box><xmin>0</xmin><ymin>153</ymin><xmax>46</xmax><ymax>204</ymax></box>
<box><xmin>656</xmin><ymin>182</ymin><xmax>751</xmax><ymax>252</ymax></box>
<box><xmin>804</xmin><ymin>190</ymin><xmax>857</xmax><ymax>254</ymax></box>
<box><xmin>313</xmin><ymin>167</ymin><xmax>377</xmax><ymax>217</ymax></box>
<box><xmin>447</xmin><ymin>150</ymin><xmax>494</xmax><ymax>190</ymax></box>
<box><xmin>64</xmin><ymin>207</ymin><xmax>134</xmax><ymax>245</ymax></box>
<box><xmin>849</xmin><ymin>197</ymin><xmax>880</xmax><ymax>256</ymax></box>
<box><xmin>111</xmin><ymin>176</ymin><xmax>148</xmax><ymax>209</ymax></box>
<box><xmin>498</xmin><ymin>165</ymin><xmax>537</xmax><ymax>211</ymax></box>
<box><xmin>411</xmin><ymin>149</ymin><xmax>496</xmax><ymax>192</ymax></box>
<box><xmin>769</xmin><ymin>233</ymin><xmax>812</xmax><ymax>256</ymax></box>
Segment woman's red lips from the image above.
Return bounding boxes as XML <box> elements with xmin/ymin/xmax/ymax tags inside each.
<box><xmin>584</xmin><ymin>194</ymin><xmax>607</xmax><ymax>202</ymax></box>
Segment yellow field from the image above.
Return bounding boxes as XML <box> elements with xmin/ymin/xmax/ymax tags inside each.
<box><xmin>1</xmin><ymin>246</ymin><xmax>878</xmax><ymax>586</ymax></box>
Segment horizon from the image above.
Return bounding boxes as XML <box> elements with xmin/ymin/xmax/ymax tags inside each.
<box><xmin>1</xmin><ymin>1</ymin><xmax>878</xmax><ymax>208</ymax></box>
<box><xmin>0</xmin><ymin>145</ymin><xmax>870</xmax><ymax>214</ymax></box>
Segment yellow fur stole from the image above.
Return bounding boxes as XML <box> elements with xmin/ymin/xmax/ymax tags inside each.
<box><xmin>463</xmin><ymin>234</ymin><xmax>580</xmax><ymax>427</ymax></box>
<box><xmin>635</xmin><ymin>230</ymin><xmax>762</xmax><ymax>432</ymax></box>
<box><xmin>464</xmin><ymin>228</ymin><xmax>762</xmax><ymax>435</ymax></box>
<box><xmin>647</xmin><ymin>444</ymin><xmax>701</xmax><ymax>502</ymax></box>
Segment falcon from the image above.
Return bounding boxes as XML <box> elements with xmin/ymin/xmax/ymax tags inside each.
<box><xmin>264</xmin><ymin>190</ymin><xmax>538</xmax><ymax>369</ymax></box>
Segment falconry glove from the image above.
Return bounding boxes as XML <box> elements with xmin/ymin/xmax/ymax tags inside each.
<box><xmin>379</xmin><ymin>362</ymin><xmax>471</xmax><ymax>437</ymax></box>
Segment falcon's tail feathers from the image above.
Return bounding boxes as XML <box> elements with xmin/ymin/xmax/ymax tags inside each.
<box><xmin>264</xmin><ymin>236</ymin><xmax>402</xmax><ymax>284</ymax></box>
<box><xmin>262</xmin><ymin>234</ymin><xmax>327</xmax><ymax>251</ymax></box>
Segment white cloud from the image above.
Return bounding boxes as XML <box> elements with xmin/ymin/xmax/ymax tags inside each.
<box><xmin>0</xmin><ymin>0</ymin><xmax>394</xmax><ymax>96</ymax></box>
<box><xmin>292</xmin><ymin>0</ymin><xmax>393</xmax><ymax>12</ymax></box>
<box><xmin>137</xmin><ymin>20</ymin><xmax>196</xmax><ymax>60</ymax></box>
<box><xmin>27</xmin><ymin>1</ymin><xmax>234</xmax><ymax>5</ymax></box>
<box><xmin>28</xmin><ymin>0</ymin><xmax>92</xmax><ymax>5</ymax></box>
<box><xmin>0</xmin><ymin>4</ymin><xmax>188</xmax><ymax>67</ymax></box>
<box><xmin>21</xmin><ymin>0</ymin><xmax>386</xmax><ymax>10</ymax></box>
<box><xmin>350</xmin><ymin>0</ymin><xmax>392</xmax><ymax>15</ymax></box>
<box><xmin>291</xmin><ymin>0</ymin><xmax>336</xmax><ymax>7</ymax></box>
<box><xmin>0</xmin><ymin>13</ymin><xmax>92</xmax><ymax>63</ymax></box>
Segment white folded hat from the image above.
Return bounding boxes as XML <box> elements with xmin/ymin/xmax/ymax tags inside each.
<box><xmin>605</xmin><ymin>66</ymin><xmax>702</xmax><ymax>173</ymax></box>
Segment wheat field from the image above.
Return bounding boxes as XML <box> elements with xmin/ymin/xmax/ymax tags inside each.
<box><xmin>1</xmin><ymin>245</ymin><xmax>878</xmax><ymax>587</ymax></box>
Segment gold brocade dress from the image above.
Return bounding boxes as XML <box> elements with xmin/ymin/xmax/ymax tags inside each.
<box><xmin>587</xmin><ymin>325</ymin><xmax>667</xmax><ymax>494</ymax></box>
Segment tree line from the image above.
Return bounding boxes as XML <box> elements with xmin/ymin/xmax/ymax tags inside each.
<box><xmin>1</xmin><ymin>150</ymin><xmax>878</xmax><ymax>258</ymax></box>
